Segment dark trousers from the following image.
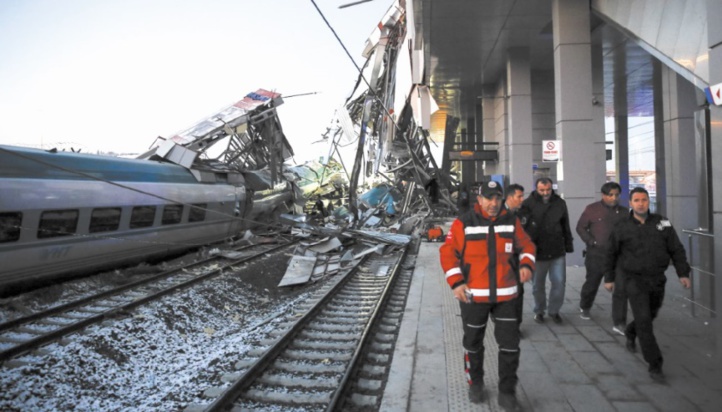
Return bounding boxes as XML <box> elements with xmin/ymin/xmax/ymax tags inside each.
<box><xmin>459</xmin><ymin>299</ymin><xmax>519</xmax><ymax>394</ymax></box>
<box><xmin>612</xmin><ymin>270</ymin><xmax>629</xmax><ymax>325</ymax></box>
<box><xmin>515</xmin><ymin>283</ymin><xmax>524</xmax><ymax>326</ymax></box>
<box><xmin>624</xmin><ymin>274</ymin><xmax>666</xmax><ymax>370</ymax></box>
<box><xmin>579</xmin><ymin>252</ymin><xmax>605</xmax><ymax>310</ymax></box>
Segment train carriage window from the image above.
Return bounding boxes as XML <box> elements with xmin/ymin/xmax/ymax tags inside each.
<box><xmin>0</xmin><ymin>212</ymin><xmax>22</xmax><ymax>243</ymax></box>
<box><xmin>162</xmin><ymin>204</ymin><xmax>183</xmax><ymax>225</ymax></box>
<box><xmin>38</xmin><ymin>209</ymin><xmax>79</xmax><ymax>239</ymax></box>
<box><xmin>189</xmin><ymin>203</ymin><xmax>207</xmax><ymax>222</ymax></box>
<box><xmin>89</xmin><ymin>207</ymin><xmax>121</xmax><ymax>233</ymax></box>
<box><xmin>130</xmin><ymin>206</ymin><xmax>156</xmax><ymax>229</ymax></box>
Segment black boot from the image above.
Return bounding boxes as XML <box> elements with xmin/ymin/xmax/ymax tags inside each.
<box><xmin>469</xmin><ymin>381</ymin><xmax>484</xmax><ymax>403</ymax></box>
<box><xmin>498</xmin><ymin>391</ymin><xmax>522</xmax><ymax>411</ymax></box>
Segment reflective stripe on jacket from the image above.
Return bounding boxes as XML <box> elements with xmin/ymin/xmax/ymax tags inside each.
<box><xmin>439</xmin><ymin>203</ymin><xmax>536</xmax><ymax>303</ymax></box>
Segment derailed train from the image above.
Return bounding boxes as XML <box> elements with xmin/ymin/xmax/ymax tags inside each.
<box><xmin>0</xmin><ymin>144</ymin><xmax>298</xmax><ymax>297</ymax></box>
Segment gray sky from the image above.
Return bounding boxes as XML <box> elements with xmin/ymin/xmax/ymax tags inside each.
<box><xmin>0</xmin><ymin>0</ymin><xmax>392</xmax><ymax>161</ymax></box>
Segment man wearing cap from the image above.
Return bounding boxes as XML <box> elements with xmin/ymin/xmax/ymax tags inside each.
<box><xmin>439</xmin><ymin>180</ymin><xmax>536</xmax><ymax>410</ymax></box>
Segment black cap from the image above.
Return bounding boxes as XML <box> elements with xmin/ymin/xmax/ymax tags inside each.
<box><xmin>479</xmin><ymin>181</ymin><xmax>503</xmax><ymax>198</ymax></box>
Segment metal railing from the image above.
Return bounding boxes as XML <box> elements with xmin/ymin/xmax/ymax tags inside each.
<box><xmin>682</xmin><ymin>228</ymin><xmax>716</xmax><ymax>317</ymax></box>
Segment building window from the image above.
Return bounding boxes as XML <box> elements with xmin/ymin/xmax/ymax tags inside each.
<box><xmin>0</xmin><ymin>212</ymin><xmax>22</xmax><ymax>243</ymax></box>
<box><xmin>89</xmin><ymin>207</ymin><xmax>122</xmax><ymax>233</ymax></box>
<box><xmin>130</xmin><ymin>206</ymin><xmax>156</xmax><ymax>229</ymax></box>
<box><xmin>162</xmin><ymin>204</ymin><xmax>183</xmax><ymax>225</ymax></box>
<box><xmin>189</xmin><ymin>203</ymin><xmax>207</xmax><ymax>222</ymax></box>
<box><xmin>38</xmin><ymin>209</ymin><xmax>79</xmax><ymax>239</ymax></box>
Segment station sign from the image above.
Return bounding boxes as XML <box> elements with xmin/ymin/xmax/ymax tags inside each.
<box><xmin>705</xmin><ymin>82</ymin><xmax>722</xmax><ymax>106</ymax></box>
<box><xmin>542</xmin><ymin>140</ymin><xmax>561</xmax><ymax>162</ymax></box>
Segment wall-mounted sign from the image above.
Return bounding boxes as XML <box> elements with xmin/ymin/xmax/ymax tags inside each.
<box><xmin>705</xmin><ymin>82</ymin><xmax>722</xmax><ymax>106</ymax></box>
<box><xmin>542</xmin><ymin>140</ymin><xmax>561</xmax><ymax>162</ymax></box>
<box><xmin>448</xmin><ymin>150</ymin><xmax>498</xmax><ymax>161</ymax></box>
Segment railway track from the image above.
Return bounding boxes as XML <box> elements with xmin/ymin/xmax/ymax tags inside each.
<box><xmin>0</xmin><ymin>239</ymin><xmax>298</xmax><ymax>363</ymax></box>
<box><xmin>185</xmin><ymin>240</ymin><xmax>417</xmax><ymax>412</ymax></box>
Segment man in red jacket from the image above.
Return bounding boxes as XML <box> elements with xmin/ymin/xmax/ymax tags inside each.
<box><xmin>576</xmin><ymin>181</ymin><xmax>628</xmax><ymax>333</ymax></box>
<box><xmin>439</xmin><ymin>181</ymin><xmax>536</xmax><ymax>410</ymax></box>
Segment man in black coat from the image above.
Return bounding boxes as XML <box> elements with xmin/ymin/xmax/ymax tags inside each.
<box><xmin>521</xmin><ymin>177</ymin><xmax>574</xmax><ymax>324</ymax></box>
<box><xmin>603</xmin><ymin>187</ymin><xmax>691</xmax><ymax>382</ymax></box>
<box><xmin>504</xmin><ymin>183</ymin><xmax>527</xmax><ymax>331</ymax></box>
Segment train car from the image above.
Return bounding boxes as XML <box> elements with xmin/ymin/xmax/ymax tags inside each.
<box><xmin>0</xmin><ymin>145</ymin><xmax>258</xmax><ymax>297</ymax></box>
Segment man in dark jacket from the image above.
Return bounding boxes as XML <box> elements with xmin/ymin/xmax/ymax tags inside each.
<box><xmin>521</xmin><ymin>177</ymin><xmax>574</xmax><ymax>324</ymax></box>
<box><xmin>576</xmin><ymin>181</ymin><xmax>628</xmax><ymax>333</ymax></box>
<box><xmin>457</xmin><ymin>183</ymin><xmax>471</xmax><ymax>215</ymax></box>
<box><xmin>504</xmin><ymin>183</ymin><xmax>526</xmax><ymax>330</ymax></box>
<box><xmin>603</xmin><ymin>187</ymin><xmax>691</xmax><ymax>382</ymax></box>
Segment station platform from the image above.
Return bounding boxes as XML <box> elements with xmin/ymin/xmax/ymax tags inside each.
<box><xmin>382</xmin><ymin>233</ymin><xmax>721</xmax><ymax>411</ymax></box>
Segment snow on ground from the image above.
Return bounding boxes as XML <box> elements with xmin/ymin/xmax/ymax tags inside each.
<box><xmin>0</xmin><ymin>249</ymin><xmax>325</xmax><ymax>411</ymax></box>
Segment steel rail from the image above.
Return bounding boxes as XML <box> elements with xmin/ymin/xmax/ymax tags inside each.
<box><xmin>0</xmin><ymin>240</ymin><xmax>297</xmax><ymax>362</ymax></box>
<box><xmin>203</xmin><ymin>244</ymin><xmax>408</xmax><ymax>411</ymax></box>
<box><xmin>0</xmin><ymin>241</ymin><xmax>267</xmax><ymax>333</ymax></box>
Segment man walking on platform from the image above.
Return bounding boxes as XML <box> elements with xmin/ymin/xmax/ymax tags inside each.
<box><xmin>603</xmin><ymin>187</ymin><xmax>691</xmax><ymax>382</ymax></box>
<box><xmin>576</xmin><ymin>182</ymin><xmax>628</xmax><ymax>333</ymax></box>
<box><xmin>522</xmin><ymin>177</ymin><xmax>574</xmax><ymax>324</ymax></box>
<box><xmin>504</xmin><ymin>184</ymin><xmax>527</xmax><ymax>331</ymax></box>
<box><xmin>439</xmin><ymin>181</ymin><xmax>536</xmax><ymax>410</ymax></box>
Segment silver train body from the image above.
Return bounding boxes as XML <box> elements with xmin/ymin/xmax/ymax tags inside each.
<box><xmin>0</xmin><ymin>145</ymin><xmax>294</xmax><ymax>297</ymax></box>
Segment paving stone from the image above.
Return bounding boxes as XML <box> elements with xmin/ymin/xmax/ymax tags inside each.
<box><xmin>612</xmin><ymin>401</ymin><xmax>658</xmax><ymax>412</ymax></box>
<box><xmin>594</xmin><ymin>373</ymin><xmax>645</xmax><ymax>400</ymax></box>
<box><xmin>525</xmin><ymin>323</ymin><xmax>558</xmax><ymax>341</ymax></box>
<box><xmin>518</xmin><ymin>371</ymin><xmax>574</xmax><ymax>412</ymax></box>
<box><xmin>662</xmin><ymin>374</ymin><xmax>722</xmax><ymax>412</ymax></box>
<box><xmin>518</xmin><ymin>343</ymin><xmax>548</xmax><ymax>372</ymax></box>
<box><xmin>532</xmin><ymin>341</ymin><xmax>592</xmax><ymax>384</ymax></box>
<box><xmin>637</xmin><ymin>383</ymin><xmax>697</xmax><ymax>412</ymax></box>
<box><xmin>576</xmin><ymin>325</ymin><xmax>617</xmax><ymax>342</ymax></box>
<box><xmin>559</xmin><ymin>383</ymin><xmax>615</xmax><ymax>412</ymax></box>
<box><xmin>568</xmin><ymin>350</ymin><xmax>617</xmax><ymax>375</ymax></box>
<box><xmin>383</xmin><ymin>247</ymin><xmax>719</xmax><ymax>412</ymax></box>
<box><xmin>557</xmin><ymin>333</ymin><xmax>597</xmax><ymax>351</ymax></box>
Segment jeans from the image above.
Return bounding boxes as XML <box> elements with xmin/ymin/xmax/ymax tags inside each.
<box><xmin>532</xmin><ymin>256</ymin><xmax>566</xmax><ymax>315</ymax></box>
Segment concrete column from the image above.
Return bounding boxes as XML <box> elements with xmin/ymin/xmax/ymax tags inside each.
<box><xmin>613</xmin><ymin>45</ymin><xmax>630</xmax><ymax>206</ymax></box>
<box><xmin>441</xmin><ymin>115</ymin><xmax>459</xmax><ymax>186</ymax></box>
<box><xmin>475</xmin><ymin>103</ymin><xmax>485</xmax><ymax>182</ymax></box>
<box><xmin>705</xmin><ymin>0</ymin><xmax>722</xmax><ymax>366</ymax></box>
<box><xmin>532</xmin><ymin>70</ymin><xmax>556</xmax><ymax>183</ymax></box>
<box><xmin>615</xmin><ymin>116</ymin><xmax>629</xmax><ymax>205</ymax></box>
<box><xmin>653</xmin><ymin>60</ymin><xmax>667</xmax><ymax>216</ymax></box>
<box><xmin>660</xmin><ymin>65</ymin><xmax>699</xmax><ymax>232</ymax></box>
<box><xmin>485</xmin><ymin>81</ymin><xmax>508</xmax><ymax>178</ymax></box>
<box><xmin>459</xmin><ymin>127</ymin><xmax>468</xmax><ymax>186</ymax></box>
<box><xmin>506</xmin><ymin>47</ymin><xmax>534</xmax><ymax>190</ymax></box>
<box><xmin>552</xmin><ymin>0</ymin><xmax>599</xmax><ymax>265</ymax></box>
<box><xmin>590</xmin><ymin>42</ymin><xmax>607</xmax><ymax>195</ymax></box>
<box><xmin>481</xmin><ymin>85</ymin><xmax>498</xmax><ymax>176</ymax></box>
<box><xmin>462</xmin><ymin>120</ymin><xmax>476</xmax><ymax>185</ymax></box>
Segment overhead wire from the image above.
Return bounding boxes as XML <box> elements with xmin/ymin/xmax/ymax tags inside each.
<box><xmin>309</xmin><ymin>0</ymin><xmax>402</xmax><ymax>133</ymax></box>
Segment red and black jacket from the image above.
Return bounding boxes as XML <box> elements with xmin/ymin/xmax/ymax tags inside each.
<box><xmin>439</xmin><ymin>204</ymin><xmax>536</xmax><ymax>303</ymax></box>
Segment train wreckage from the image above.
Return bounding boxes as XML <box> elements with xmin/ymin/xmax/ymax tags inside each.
<box><xmin>0</xmin><ymin>1</ymin><xmax>463</xmax><ymax>294</ymax></box>
<box><xmin>126</xmin><ymin>3</ymin><xmax>460</xmax><ymax>287</ymax></box>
